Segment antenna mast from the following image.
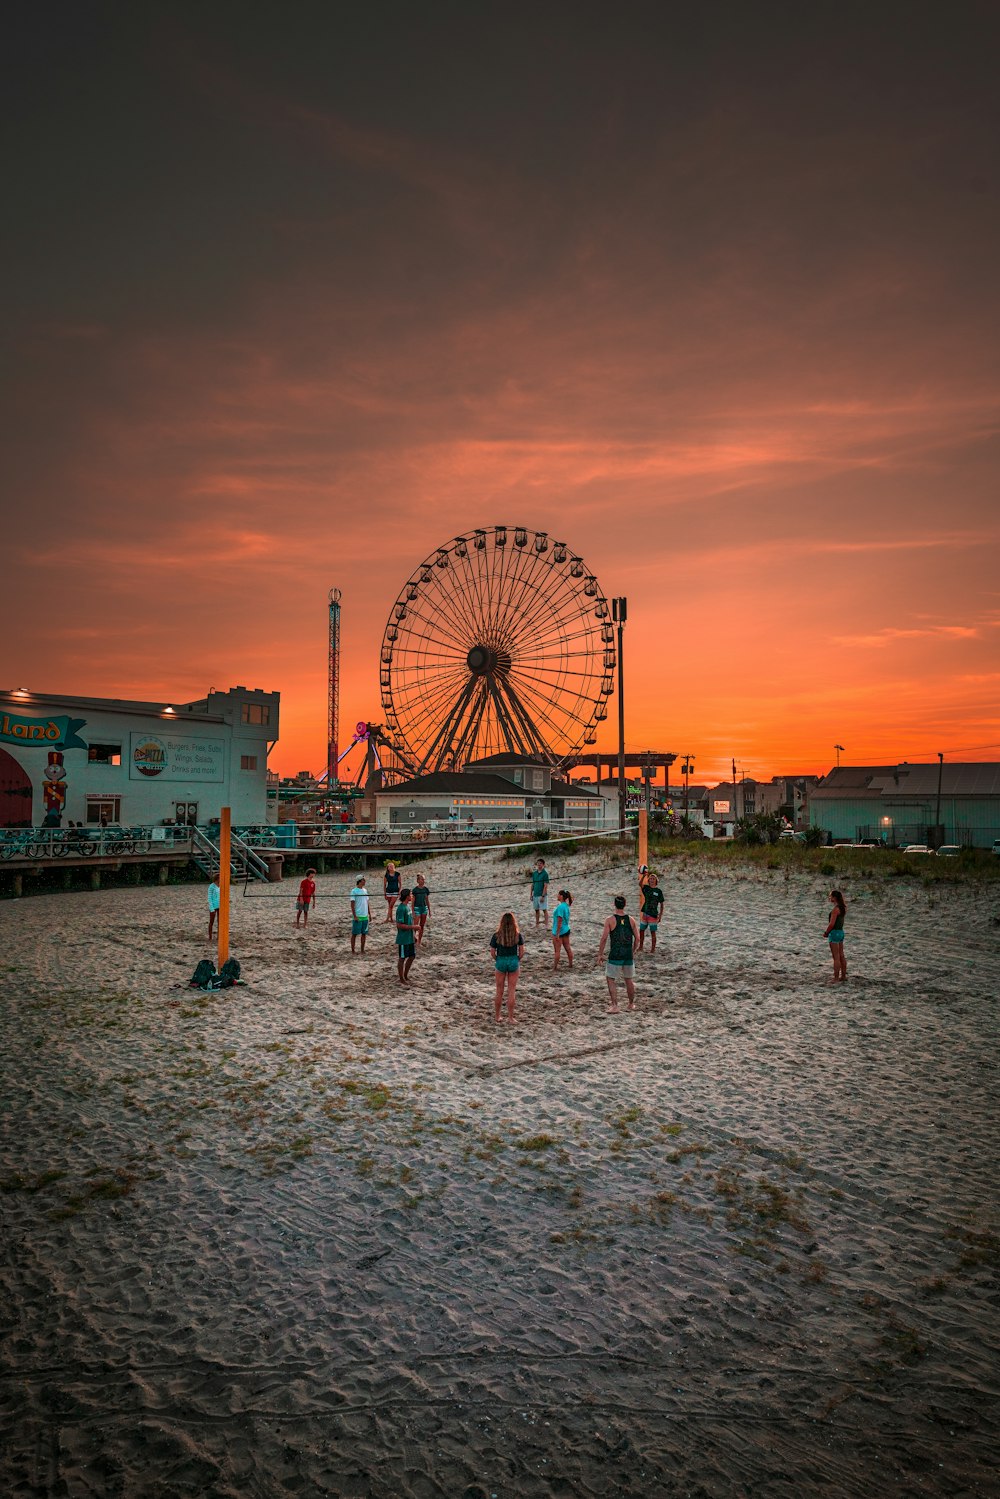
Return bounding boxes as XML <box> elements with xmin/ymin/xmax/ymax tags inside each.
<box><xmin>328</xmin><ymin>588</ymin><xmax>341</xmax><ymax>787</ymax></box>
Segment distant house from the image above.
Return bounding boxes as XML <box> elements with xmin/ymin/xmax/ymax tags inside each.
<box><xmin>755</xmin><ymin>775</ymin><xmax>822</xmax><ymax>827</ymax></box>
<box><xmin>809</xmin><ymin>764</ymin><xmax>1000</xmax><ymax>847</ymax></box>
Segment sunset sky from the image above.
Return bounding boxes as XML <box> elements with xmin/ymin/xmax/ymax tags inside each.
<box><xmin>3</xmin><ymin>2</ymin><xmax>999</xmax><ymax>781</ymax></box>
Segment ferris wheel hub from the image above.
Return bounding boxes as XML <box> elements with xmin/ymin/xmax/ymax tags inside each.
<box><xmin>467</xmin><ymin>644</ymin><xmax>511</xmax><ymax>677</ymax></box>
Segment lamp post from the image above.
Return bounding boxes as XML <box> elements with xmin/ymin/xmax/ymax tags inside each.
<box><xmin>612</xmin><ymin>597</ymin><xmax>627</xmax><ymax>841</ymax></box>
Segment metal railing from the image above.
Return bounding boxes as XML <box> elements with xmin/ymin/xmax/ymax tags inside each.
<box><xmin>0</xmin><ymin>826</ymin><xmax>193</xmax><ymax>861</ymax></box>
<box><xmin>0</xmin><ymin>817</ymin><xmax>614</xmax><ymax>866</ymax></box>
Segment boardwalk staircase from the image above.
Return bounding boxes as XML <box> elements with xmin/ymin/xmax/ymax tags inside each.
<box><xmin>191</xmin><ymin>827</ymin><xmax>270</xmax><ymax>884</ymax></box>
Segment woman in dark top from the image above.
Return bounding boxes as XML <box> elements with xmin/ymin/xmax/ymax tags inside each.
<box><xmin>823</xmin><ymin>889</ymin><xmax>847</xmax><ymax>981</ymax></box>
<box><xmin>490</xmin><ymin>911</ymin><xmax>525</xmax><ymax>1024</ymax></box>
<box><xmin>383</xmin><ymin>861</ymin><xmax>401</xmax><ymax>923</ymax></box>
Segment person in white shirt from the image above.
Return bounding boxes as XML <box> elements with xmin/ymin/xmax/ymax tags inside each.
<box><xmin>207</xmin><ymin>874</ymin><xmax>221</xmax><ymax>941</ymax></box>
<box><xmin>350</xmin><ymin>876</ymin><xmax>370</xmax><ymax>954</ymax></box>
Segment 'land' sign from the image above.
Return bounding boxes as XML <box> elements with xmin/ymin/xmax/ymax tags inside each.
<box><xmin>0</xmin><ymin>714</ymin><xmax>88</xmax><ymax>750</ymax></box>
<box><xmin>129</xmin><ymin>733</ymin><xmax>225</xmax><ymax>783</ymax></box>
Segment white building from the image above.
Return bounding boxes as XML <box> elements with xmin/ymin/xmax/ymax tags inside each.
<box><xmin>372</xmin><ymin>754</ymin><xmax>604</xmax><ymax>828</ymax></box>
<box><xmin>0</xmin><ymin>685</ymin><xmax>279</xmax><ymax>828</ymax></box>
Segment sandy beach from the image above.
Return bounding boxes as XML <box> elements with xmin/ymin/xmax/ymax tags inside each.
<box><xmin>2</xmin><ymin>845</ymin><xmax>998</xmax><ymax>1498</ymax></box>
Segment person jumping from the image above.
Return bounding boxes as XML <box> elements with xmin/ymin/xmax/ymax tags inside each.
<box><xmin>638</xmin><ymin>872</ymin><xmax>664</xmax><ymax>952</ymax></box>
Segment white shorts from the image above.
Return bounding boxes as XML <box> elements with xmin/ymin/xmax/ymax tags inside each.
<box><xmin>532</xmin><ymin>894</ymin><xmax>548</xmax><ymax>911</ymax></box>
<box><xmin>606</xmin><ymin>961</ymin><xmax>635</xmax><ymax>981</ymax></box>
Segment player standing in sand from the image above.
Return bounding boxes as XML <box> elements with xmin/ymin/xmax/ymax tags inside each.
<box><xmin>350</xmin><ymin>876</ymin><xmax>370</xmax><ymax>954</ymax></box>
<box><xmin>490</xmin><ymin>911</ymin><xmax>525</xmax><ymax>1023</ymax></box>
<box><xmin>597</xmin><ymin>895</ymin><xmax>639</xmax><ymax>1012</ymax></box>
<box><xmin>296</xmin><ymin>868</ymin><xmax>317</xmax><ymax>928</ymax></box>
<box><xmin>412</xmin><ymin>873</ymin><xmax>431</xmax><ymax>943</ymax></box>
<box><xmin>395</xmin><ymin>887</ymin><xmax>417</xmax><ymax>983</ymax></box>
<box><xmin>529</xmin><ymin>857</ymin><xmax>550</xmax><ymax>927</ymax></box>
<box><xmin>207</xmin><ymin>872</ymin><xmax>221</xmax><ymax>941</ymax></box>
<box><xmin>383</xmin><ymin>861</ymin><xmax>401</xmax><ymax>922</ymax></box>
<box><xmin>637</xmin><ymin>872</ymin><xmax>664</xmax><ymax>952</ymax></box>
<box><xmin>551</xmin><ymin>889</ymin><xmax>573</xmax><ymax>969</ymax></box>
<box><xmin>824</xmin><ymin>889</ymin><xmax>848</xmax><ymax>981</ymax></box>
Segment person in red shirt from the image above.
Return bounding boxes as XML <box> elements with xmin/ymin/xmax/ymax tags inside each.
<box><xmin>296</xmin><ymin>868</ymin><xmax>317</xmax><ymax>928</ymax></box>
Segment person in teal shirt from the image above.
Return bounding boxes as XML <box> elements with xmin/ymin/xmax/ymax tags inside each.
<box><xmin>551</xmin><ymin>889</ymin><xmax>573</xmax><ymax>970</ymax></box>
<box><xmin>412</xmin><ymin>873</ymin><xmax>431</xmax><ymax>944</ymax></box>
<box><xmin>395</xmin><ymin>888</ymin><xmax>416</xmax><ymax>984</ymax></box>
<box><xmin>530</xmin><ymin>858</ymin><xmax>550</xmax><ymax>927</ymax></box>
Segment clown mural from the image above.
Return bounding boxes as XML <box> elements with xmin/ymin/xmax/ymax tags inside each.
<box><xmin>42</xmin><ymin>750</ymin><xmax>68</xmax><ymax>827</ymax></box>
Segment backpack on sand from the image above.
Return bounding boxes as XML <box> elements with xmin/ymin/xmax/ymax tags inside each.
<box><xmin>190</xmin><ymin>959</ymin><xmax>216</xmax><ymax>989</ymax></box>
<box><xmin>216</xmin><ymin>957</ymin><xmax>241</xmax><ymax>988</ymax></box>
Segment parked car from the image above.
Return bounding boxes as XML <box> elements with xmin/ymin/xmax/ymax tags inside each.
<box><xmin>856</xmin><ymin>837</ymin><xmax>884</xmax><ymax>848</ymax></box>
<box><xmin>902</xmin><ymin>844</ymin><xmax>933</xmax><ymax>854</ymax></box>
<box><xmin>778</xmin><ymin>830</ymin><xmax>806</xmax><ymax>842</ymax></box>
<box><xmin>992</xmin><ymin>840</ymin><xmax>1000</xmax><ymax>857</ymax></box>
<box><xmin>936</xmin><ymin>845</ymin><xmax>961</xmax><ymax>857</ymax></box>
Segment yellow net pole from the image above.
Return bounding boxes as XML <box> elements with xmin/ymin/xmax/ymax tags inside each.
<box><xmin>218</xmin><ymin>807</ymin><xmax>231</xmax><ymax>965</ymax></box>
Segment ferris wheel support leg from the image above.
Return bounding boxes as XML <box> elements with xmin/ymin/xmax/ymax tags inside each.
<box><xmin>415</xmin><ymin>672</ymin><xmax>481</xmax><ymax>774</ymax></box>
<box><xmin>485</xmin><ymin>678</ymin><xmax>531</xmax><ymax>759</ymax></box>
<box><xmin>498</xmin><ymin>675</ymin><xmax>550</xmax><ymax>759</ymax></box>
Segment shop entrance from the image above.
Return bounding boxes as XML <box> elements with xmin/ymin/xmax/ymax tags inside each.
<box><xmin>174</xmin><ymin>801</ymin><xmax>199</xmax><ymax>826</ymax></box>
<box><xmin>0</xmin><ymin>747</ymin><xmax>33</xmax><ymax>827</ymax></box>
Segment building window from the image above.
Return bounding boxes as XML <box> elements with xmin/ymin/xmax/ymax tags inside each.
<box><xmin>531</xmin><ymin>770</ymin><xmax>544</xmax><ymax>789</ymax></box>
<box><xmin>512</xmin><ymin>769</ymin><xmax>523</xmax><ymax>785</ymax></box>
<box><xmin>86</xmin><ymin>796</ymin><xmax>121</xmax><ymax>824</ymax></box>
<box><xmin>241</xmin><ymin>703</ymin><xmax>270</xmax><ymax>725</ymax></box>
<box><xmin>240</xmin><ymin>755</ymin><xmax>258</xmax><ymax>771</ymax></box>
<box><xmin>88</xmin><ymin>744</ymin><xmax>122</xmax><ymax>766</ymax></box>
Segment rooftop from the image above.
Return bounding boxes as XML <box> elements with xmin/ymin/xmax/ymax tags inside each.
<box><xmin>811</xmin><ymin>763</ymin><xmax>1000</xmax><ymax>799</ymax></box>
<box><xmin>379</xmin><ymin>772</ymin><xmax>529</xmax><ymax>796</ymax></box>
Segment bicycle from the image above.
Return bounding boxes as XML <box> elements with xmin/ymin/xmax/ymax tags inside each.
<box><xmin>312</xmin><ymin>828</ymin><xmax>342</xmax><ymax>848</ymax></box>
<box><xmin>0</xmin><ymin>832</ymin><xmax>35</xmax><ymax>860</ymax></box>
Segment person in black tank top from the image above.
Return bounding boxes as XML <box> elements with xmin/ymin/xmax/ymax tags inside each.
<box><xmin>597</xmin><ymin>896</ymin><xmax>640</xmax><ymax>1012</ymax></box>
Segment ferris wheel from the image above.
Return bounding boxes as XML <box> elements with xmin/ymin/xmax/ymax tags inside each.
<box><xmin>379</xmin><ymin>527</ymin><xmax>615</xmax><ymax>774</ymax></box>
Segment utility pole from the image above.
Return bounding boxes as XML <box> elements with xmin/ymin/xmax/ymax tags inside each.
<box><xmin>834</xmin><ymin>743</ymin><xmax>844</xmax><ymax>768</ymax></box>
<box><xmin>681</xmin><ymin>755</ymin><xmax>694</xmax><ymax>822</ymax></box>
<box><xmin>732</xmin><ymin>755</ymin><xmax>739</xmax><ymax>824</ymax></box>
<box><xmin>642</xmin><ymin>753</ymin><xmax>653</xmax><ymax>819</ymax></box>
<box><xmin>612</xmin><ymin>597</ymin><xmax>627</xmax><ymax>840</ymax></box>
<box><xmin>935</xmin><ymin>751</ymin><xmax>944</xmax><ymax>846</ymax></box>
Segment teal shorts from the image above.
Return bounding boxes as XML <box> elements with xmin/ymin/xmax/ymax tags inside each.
<box><xmin>495</xmin><ymin>957</ymin><xmax>520</xmax><ymax>974</ymax></box>
<box><xmin>828</xmin><ymin>929</ymin><xmax>845</xmax><ymax>944</ymax></box>
<box><xmin>351</xmin><ymin>918</ymin><xmax>368</xmax><ymax>935</ymax></box>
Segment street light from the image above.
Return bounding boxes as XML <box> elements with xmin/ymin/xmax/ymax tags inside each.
<box><xmin>612</xmin><ymin>597</ymin><xmax>627</xmax><ymax>840</ymax></box>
